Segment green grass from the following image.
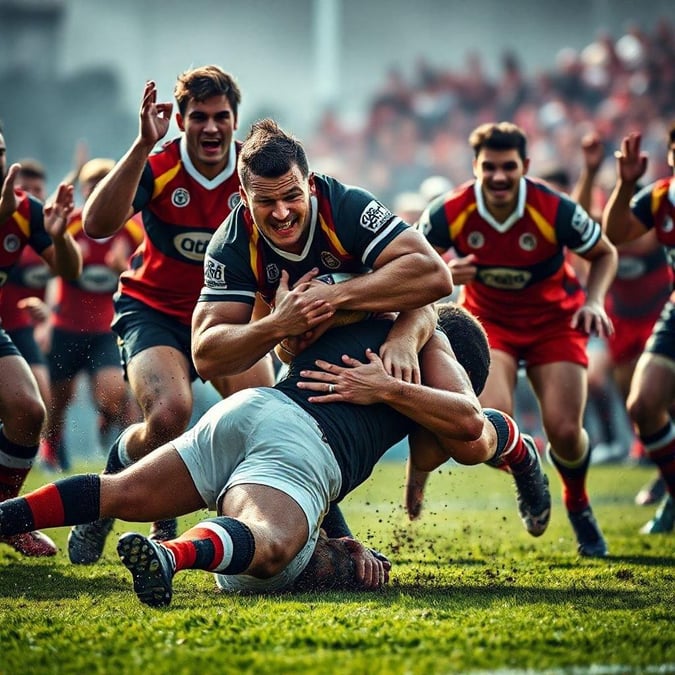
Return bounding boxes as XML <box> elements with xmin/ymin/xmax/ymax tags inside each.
<box><xmin>1</xmin><ymin>460</ymin><xmax>673</xmax><ymax>674</ymax></box>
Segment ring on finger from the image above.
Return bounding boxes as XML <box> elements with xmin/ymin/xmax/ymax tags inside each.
<box><xmin>328</xmin><ymin>383</ymin><xmax>335</xmax><ymax>394</ymax></box>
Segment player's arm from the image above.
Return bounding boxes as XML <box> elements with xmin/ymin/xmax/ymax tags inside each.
<box><xmin>41</xmin><ymin>183</ymin><xmax>82</xmax><ymax>280</ymax></box>
<box><xmin>84</xmin><ymin>80</ymin><xmax>171</xmax><ymax>238</ymax></box>
<box><xmin>602</xmin><ymin>131</ymin><xmax>650</xmax><ymax>245</ymax></box>
<box><xmin>192</xmin><ymin>270</ymin><xmax>335</xmax><ymax>379</ymax></box>
<box><xmin>0</xmin><ymin>163</ymin><xmax>19</xmax><ymax>223</ymax></box>
<box><xmin>571</xmin><ymin>132</ymin><xmax>604</xmax><ymax>218</ymax></box>
<box><xmin>302</xmin><ymin>229</ymin><xmax>453</xmax><ymax>314</ymax></box>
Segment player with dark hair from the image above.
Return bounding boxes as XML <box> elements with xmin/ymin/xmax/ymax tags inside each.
<box><xmin>0</xmin><ymin>300</ymin><xmax>549</xmax><ymax>606</ymax></box>
<box><xmin>417</xmin><ymin>121</ymin><xmax>617</xmax><ymax>557</ymax></box>
<box><xmin>603</xmin><ymin>124</ymin><xmax>675</xmax><ymax>534</ymax></box>
<box><xmin>0</xmin><ymin>126</ymin><xmax>82</xmax><ymax>556</ymax></box>
<box><xmin>74</xmin><ymin>66</ymin><xmax>275</xmax><ymax>563</ymax></box>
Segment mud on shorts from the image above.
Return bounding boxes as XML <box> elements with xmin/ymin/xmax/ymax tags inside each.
<box><xmin>111</xmin><ymin>293</ymin><xmax>199</xmax><ymax>381</ymax></box>
<box><xmin>172</xmin><ymin>387</ymin><xmax>342</xmax><ymax>593</ymax></box>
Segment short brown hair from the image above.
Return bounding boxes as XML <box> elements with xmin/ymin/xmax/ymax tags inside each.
<box><xmin>17</xmin><ymin>158</ymin><xmax>46</xmax><ymax>180</ymax></box>
<box><xmin>469</xmin><ymin>122</ymin><xmax>528</xmax><ymax>162</ymax></box>
<box><xmin>173</xmin><ymin>65</ymin><xmax>241</xmax><ymax>119</ymax></box>
<box><xmin>238</xmin><ymin>119</ymin><xmax>309</xmax><ymax>189</ymax></box>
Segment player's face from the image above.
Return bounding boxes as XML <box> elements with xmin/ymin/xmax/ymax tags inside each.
<box><xmin>0</xmin><ymin>134</ymin><xmax>6</xmax><ymax>182</ymax></box>
<box><xmin>177</xmin><ymin>95</ymin><xmax>237</xmax><ymax>180</ymax></box>
<box><xmin>15</xmin><ymin>176</ymin><xmax>46</xmax><ymax>201</ymax></box>
<box><xmin>241</xmin><ymin>165</ymin><xmax>314</xmax><ymax>254</ymax></box>
<box><xmin>473</xmin><ymin>148</ymin><xmax>529</xmax><ymax>216</ymax></box>
<box><xmin>668</xmin><ymin>142</ymin><xmax>675</xmax><ymax>171</ymax></box>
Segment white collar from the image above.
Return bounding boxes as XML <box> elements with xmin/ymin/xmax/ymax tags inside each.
<box><xmin>474</xmin><ymin>177</ymin><xmax>527</xmax><ymax>232</ymax></box>
<box><xmin>179</xmin><ymin>136</ymin><xmax>237</xmax><ymax>189</ymax></box>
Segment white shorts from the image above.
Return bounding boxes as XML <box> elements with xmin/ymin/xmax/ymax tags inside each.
<box><xmin>173</xmin><ymin>388</ymin><xmax>342</xmax><ymax>593</ymax></box>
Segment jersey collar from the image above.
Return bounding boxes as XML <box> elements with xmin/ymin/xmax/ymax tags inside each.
<box><xmin>474</xmin><ymin>177</ymin><xmax>527</xmax><ymax>232</ymax></box>
<box><xmin>179</xmin><ymin>137</ymin><xmax>237</xmax><ymax>189</ymax></box>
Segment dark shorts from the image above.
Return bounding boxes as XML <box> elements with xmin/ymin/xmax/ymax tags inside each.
<box><xmin>6</xmin><ymin>327</ymin><xmax>46</xmax><ymax>366</ymax></box>
<box><xmin>645</xmin><ymin>298</ymin><xmax>675</xmax><ymax>362</ymax></box>
<box><xmin>49</xmin><ymin>329</ymin><xmax>122</xmax><ymax>381</ymax></box>
<box><xmin>0</xmin><ymin>327</ymin><xmax>21</xmax><ymax>358</ymax></box>
<box><xmin>111</xmin><ymin>293</ymin><xmax>198</xmax><ymax>381</ymax></box>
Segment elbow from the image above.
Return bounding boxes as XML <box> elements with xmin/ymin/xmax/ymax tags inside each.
<box><xmin>429</xmin><ymin>257</ymin><xmax>454</xmax><ymax>299</ymax></box>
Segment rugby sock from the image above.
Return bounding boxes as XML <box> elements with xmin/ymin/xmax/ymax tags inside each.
<box><xmin>104</xmin><ymin>427</ymin><xmax>135</xmax><ymax>474</ymax></box>
<box><xmin>641</xmin><ymin>420</ymin><xmax>675</xmax><ymax>497</ymax></box>
<box><xmin>548</xmin><ymin>430</ymin><xmax>591</xmax><ymax>513</ymax></box>
<box><xmin>162</xmin><ymin>516</ymin><xmax>255</xmax><ymax>574</ymax></box>
<box><xmin>0</xmin><ymin>427</ymin><xmax>38</xmax><ymax>502</ymax></box>
<box><xmin>320</xmin><ymin>502</ymin><xmax>353</xmax><ymax>538</ymax></box>
<box><xmin>483</xmin><ymin>409</ymin><xmax>532</xmax><ymax>473</ymax></box>
<box><xmin>0</xmin><ymin>474</ymin><xmax>100</xmax><ymax>536</ymax></box>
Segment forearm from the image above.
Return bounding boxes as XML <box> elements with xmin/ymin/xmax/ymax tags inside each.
<box><xmin>584</xmin><ymin>248</ymin><xmax>618</xmax><ymax>306</ymax></box>
<box><xmin>83</xmin><ymin>138</ymin><xmax>152</xmax><ymax>237</ymax></box>
<box><xmin>49</xmin><ymin>233</ymin><xmax>82</xmax><ymax>280</ymax></box>
<box><xmin>332</xmin><ymin>253</ymin><xmax>452</xmax><ymax>312</ymax></box>
<box><xmin>602</xmin><ymin>181</ymin><xmax>642</xmax><ymax>244</ymax></box>
<box><xmin>571</xmin><ymin>167</ymin><xmax>598</xmax><ymax>217</ymax></box>
<box><xmin>383</xmin><ymin>305</ymin><xmax>437</xmax><ymax>352</ymax></box>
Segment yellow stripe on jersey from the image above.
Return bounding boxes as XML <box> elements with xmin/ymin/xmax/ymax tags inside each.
<box><xmin>13</xmin><ymin>210</ymin><xmax>30</xmax><ymax>238</ymax></box>
<box><xmin>525</xmin><ymin>204</ymin><xmax>557</xmax><ymax>244</ymax></box>
<box><xmin>152</xmin><ymin>163</ymin><xmax>182</xmax><ymax>200</ymax></box>
<box><xmin>318</xmin><ymin>214</ymin><xmax>349</xmax><ymax>255</ymax></box>
<box><xmin>652</xmin><ymin>181</ymin><xmax>669</xmax><ymax>215</ymax></box>
<box><xmin>67</xmin><ymin>218</ymin><xmax>84</xmax><ymax>236</ymax></box>
<box><xmin>249</xmin><ymin>225</ymin><xmax>261</xmax><ymax>285</ymax></box>
<box><xmin>449</xmin><ymin>203</ymin><xmax>477</xmax><ymax>239</ymax></box>
<box><xmin>123</xmin><ymin>218</ymin><xmax>145</xmax><ymax>245</ymax></box>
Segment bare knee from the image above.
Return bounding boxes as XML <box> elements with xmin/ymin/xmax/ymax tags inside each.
<box><xmin>3</xmin><ymin>393</ymin><xmax>46</xmax><ymax>443</ymax></box>
<box><xmin>143</xmin><ymin>398</ymin><xmax>193</xmax><ymax>444</ymax></box>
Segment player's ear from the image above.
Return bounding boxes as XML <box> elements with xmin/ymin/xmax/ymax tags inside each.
<box><xmin>309</xmin><ymin>173</ymin><xmax>317</xmax><ymax>196</ymax></box>
<box><xmin>176</xmin><ymin>113</ymin><xmax>185</xmax><ymax>132</ymax></box>
<box><xmin>523</xmin><ymin>157</ymin><xmax>531</xmax><ymax>175</ymax></box>
<box><xmin>471</xmin><ymin>158</ymin><xmax>479</xmax><ymax>179</ymax></box>
<box><xmin>239</xmin><ymin>186</ymin><xmax>249</xmax><ymax>208</ymax></box>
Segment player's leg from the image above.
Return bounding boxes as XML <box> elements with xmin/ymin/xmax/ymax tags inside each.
<box><xmin>0</xmin><ymin>343</ymin><xmax>56</xmax><ymax>556</ymax></box>
<box><xmin>529</xmin><ymin>361</ymin><xmax>608</xmax><ymax>556</ymax></box>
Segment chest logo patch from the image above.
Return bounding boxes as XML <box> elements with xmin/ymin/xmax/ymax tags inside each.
<box><xmin>227</xmin><ymin>192</ymin><xmax>241</xmax><ymax>210</ymax></box>
<box><xmin>3</xmin><ymin>234</ymin><xmax>20</xmax><ymax>253</ymax></box>
<box><xmin>171</xmin><ymin>188</ymin><xmax>190</xmax><ymax>208</ymax></box>
<box><xmin>662</xmin><ymin>216</ymin><xmax>674</xmax><ymax>233</ymax></box>
<box><xmin>320</xmin><ymin>251</ymin><xmax>341</xmax><ymax>269</ymax></box>
<box><xmin>519</xmin><ymin>233</ymin><xmax>537</xmax><ymax>251</ymax></box>
<box><xmin>467</xmin><ymin>231</ymin><xmax>485</xmax><ymax>249</ymax></box>
<box><xmin>266</xmin><ymin>264</ymin><xmax>280</xmax><ymax>284</ymax></box>
<box><xmin>360</xmin><ymin>200</ymin><xmax>392</xmax><ymax>232</ymax></box>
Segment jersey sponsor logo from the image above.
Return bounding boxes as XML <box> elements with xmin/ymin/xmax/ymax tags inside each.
<box><xmin>3</xmin><ymin>234</ymin><xmax>20</xmax><ymax>253</ymax></box>
<box><xmin>78</xmin><ymin>264</ymin><xmax>119</xmax><ymax>293</ymax></box>
<box><xmin>616</xmin><ymin>256</ymin><xmax>647</xmax><ymax>280</ymax></box>
<box><xmin>266</xmin><ymin>263</ymin><xmax>280</xmax><ymax>284</ymax></box>
<box><xmin>227</xmin><ymin>192</ymin><xmax>241</xmax><ymax>210</ymax></box>
<box><xmin>571</xmin><ymin>204</ymin><xmax>595</xmax><ymax>240</ymax></box>
<box><xmin>23</xmin><ymin>264</ymin><xmax>51</xmax><ymax>289</ymax></box>
<box><xmin>204</xmin><ymin>254</ymin><xmax>227</xmax><ymax>289</ymax></box>
<box><xmin>519</xmin><ymin>233</ymin><xmax>537</xmax><ymax>251</ymax></box>
<box><xmin>320</xmin><ymin>251</ymin><xmax>341</xmax><ymax>269</ymax></box>
<box><xmin>173</xmin><ymin>232</ymin><xmax>212</xmax><ymax>261</ymax></box>
<box><xmin>467</xmin><ymin>231</ymin><xmax>485</xmax><ymax>249</ymax></box>
<box><xmin>478</xmin><ymin>267</ymin><xmax>532</xmax><ymax>289</ymax></box>
<box><xmin>359</xmin><ymin>200</ymin><xmax>392</xmax><ymax>232</ymax></box>
<box><xmin>171</xmin><ymin>187</ymin><xmax>190</xmax><ymax>208</ymax></box>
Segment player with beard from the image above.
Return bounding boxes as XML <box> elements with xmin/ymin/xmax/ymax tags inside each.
<box><xmin>72</xmin><ymin>66</ymin><xmax>275</xmax><ymax>563</ymax></box>
<box><xmin>417</xmin><ymin>122</ymin><xmax>617</xmax><ymax>557</ymax></box>
<box><xmin>0</xmin><ymin>125</ymin><xmax>82</xmax><ymax>557</ymax></box>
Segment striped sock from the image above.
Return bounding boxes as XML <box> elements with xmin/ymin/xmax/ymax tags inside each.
<box><xmin>483</xmin><ymin>409</ymin><xmax>531</xmax><ymax>472</ymax></box>
<box><xmin>162</xmin><ymin>516</ymin><xmax>255</xmax><ymax>574</ymax></box>
<box><xmin>548</xmin><ymin>430</ymin><xmax>591</xmax><ymax>513</ymax></box>
<box><xmin>0</xmin><ymin>474</ymin><xmax>101</xmax><ymax>536</ymax></box>
<box><xmin>641</xmin><ymin>420</ymin><xmax>675</xmax><ymax>497</ymax></box>
<box><xmin>0</xmin><ymin>427</ymin><xmax>38</xmax><ymax>502</ymax></box>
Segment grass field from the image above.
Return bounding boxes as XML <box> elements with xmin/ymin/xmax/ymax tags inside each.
<box><xmin>1</xmin><ymin>459</ymin><xmax>673</xmax><ymax>674</ymax></box>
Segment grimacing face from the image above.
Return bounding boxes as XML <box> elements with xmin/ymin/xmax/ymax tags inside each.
<box><xmin>240</xmin><ymin>164</ymin><xmax>314</xmax><ymax>255</ymax></box>
<box><xmin>473</xmin><ymin>147</ymin><xmax>529</xmax><ymax>218</ymax></box>
<box><xmin>176</xmin><ymin>95</ymin><xmax>237</xmax><ymax>180</ymax></box>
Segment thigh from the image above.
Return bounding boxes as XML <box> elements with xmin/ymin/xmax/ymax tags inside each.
<box><xmin>528</xmin><ymin>361</ymin><xmax>587</xmax><ymax>429</ymax></box>
<box><xmin>0</xmin><ymin>353</ymin><xmax>41</xmax><ymax>414</ymax></box>
<box><xmin>629</xmin><ymin>352</ymin><xmax>675</xmax><ymax>413</ymax></box>
<box><xmin>478</xmin><ymin>349</ymin><xmax>519</xmax><ymax>413</ymax></box>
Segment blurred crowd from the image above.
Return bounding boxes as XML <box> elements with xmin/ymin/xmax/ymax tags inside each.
<box><xmin>307</xmin><ymin>17</ymin><xmax>674</xmax><ymax>209</ymax></box>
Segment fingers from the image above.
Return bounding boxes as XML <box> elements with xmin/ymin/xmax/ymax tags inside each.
<box><xmin>293</xmin><ymin>267</ymin><xmax>320</xmax><ymax>288</ymax></box>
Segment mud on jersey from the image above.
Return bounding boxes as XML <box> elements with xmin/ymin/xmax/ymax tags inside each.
<box><xmin>199</xmin><ymin>173</ymin><xmax>408</xmax><ymax>307</ymax></box>
<box><xmin>119</xmin><ymin>136</ymin><xmax>242</xmax><ymax>325</ymax></box>
<box><xmin>631</xmin><ymin>177</ymin><xmax>675</xmax><ymax>268</ymax></box>
<box><xmin>418</xmin><ymin>177</ymin><xmax>601</xmax><ymax>324</ymax></box>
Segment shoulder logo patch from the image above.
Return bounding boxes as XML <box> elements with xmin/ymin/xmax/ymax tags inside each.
<box><xmin>204</xmin><ymin>254</ymin><xmax>228</xmax><ymax>289</ymax></box>
<box><xmin>360</xmin><ymin>200</ymin><xmax>392</xmax><ymax>232</ymax></box>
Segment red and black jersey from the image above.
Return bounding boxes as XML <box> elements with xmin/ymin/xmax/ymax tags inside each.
<box><xmin>52</xmin><ymin>209</ymin><xmax>144</xmax><ymax>333</ymax></box>
<box><xmin>0</xmin><ymin>190</ymin><xmax>53</xmax><ymax>323</ymax></box>
<box><xmin>631</xmin><ymin>177</ymin><xmax>675</xmax><ymax>265</ymax></box>
<box><xmin>119</xmin><ymin>136</ymin><xmax>242</xmax><ymax>326</ymax></box>
<box><xmin>419</xmin><ymin>177</ymin><xmax>601</xmax><ymax>325</ymax></box>
<box><xmin>199</xmin><ymin>173</ymin><xmax>408</xmax><ymax>307</ymax></box>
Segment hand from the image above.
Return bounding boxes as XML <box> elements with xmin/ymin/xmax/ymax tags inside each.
<box><xmin>104</xmin><ymin>236</ymin><xmax>133</xmax><ymax>273</ymax></box>
<box><xmin>0</xmin><ymin>163</ymin><xmax>20</xmax><ymax>222</ymax></box>
<box><xmin>447</xmin><ymin>254</ymin><xmax>477</xmax><ymax>285</ymax></box>
<box><xmin>571</xmin><ymin>300</ymin><xmax>614</xmax><ymax>338</ymax></box>
<box><xmin>139</xmin><ymin>80</ymin><xmax>172</xmax><ymax>147</ymax></box>
<box><xmin>17</xmin><ymin>296</ymin><xmax>51</xmax><ymax>324</ymax></box>
<box><xmin>342</xmin><ymin>537</ymin><xmax>391</xmax><ymax>589</ymax></box>
<box><xmin>404</xmin><ymin>456</ymin><xmax>430</xmax><ymax>521</ymax></box>
<box><xmin>581</xmin><ymin>132</ymin><xmax>605</xmax><ymax>174</ymax></box>
<box><xmin>379</xmin><ymin>337</ymin><xmax>421</xmax><ymax>384</ymax></box>
<box><xmin>297</xmin><ymin>349</ymin><xmax>393</xmax><ymax>404</ymax></box>
<box><xmin>272</xmin><ymin>270</ymin><xmax>335</xmax><ymax>337</ymax></box>
<box><xmin>613</xmin><ymin>132</ymin><xmax>648</xmax><ymax>185</ymax></box>
<box><xmin>43</xmin><ymin>183</ymin><xmax>75</xmax><ymax>238</ymax></box>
